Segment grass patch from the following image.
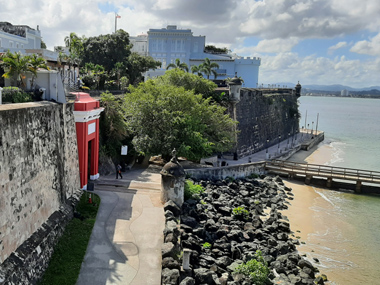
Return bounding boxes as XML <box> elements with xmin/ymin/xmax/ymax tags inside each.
<box><xmin>184</xmin><ymin>180</ymin><xmax>204</xmax><ymax>200</ymax></box>
<box><xmin>38</xmin><ymin>192</ymin><xmax>100</xmax><ymax>285</ymax></box>
<box><xmin>232</xmin><ymin>206</ymin><xmax>250</xmax><ymax>220</ymax></box>
<box><xmin>233</xmin><ymin>250</ymin><xmax>270</xmax><ymax>285</ymax></box>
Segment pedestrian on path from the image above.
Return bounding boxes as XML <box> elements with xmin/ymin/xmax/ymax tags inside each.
<box><xmin>116</xmin><ymin>164</ymin><xmax>122</xmax><ymax>179</ymax></box>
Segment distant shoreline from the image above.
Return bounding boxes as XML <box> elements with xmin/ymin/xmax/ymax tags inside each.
<box><xmin>302</xmin><ymin>94</ymin><xmax>380</xmax><ymax>99</ymax></box>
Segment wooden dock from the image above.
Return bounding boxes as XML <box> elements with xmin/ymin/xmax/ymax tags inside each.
<box><xmin>265</xmin><ymin>160</ymin><xmax>380</xmax><ymax>193</ymax></box>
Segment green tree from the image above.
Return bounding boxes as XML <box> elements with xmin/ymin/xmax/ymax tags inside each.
<box><xmin>191</xmin><ymin>65</ymin><xmax>203</xmax><ymax>76</ymax></box>
<box><xmin>158</xmin><ymin>69</ymin><xmax>217</xmax><ymax>100</ymax></box>
<box><xmin>123</xmin><ymin>80</ymin><xmax>236</xmax><ymax>161</ymax></box>
<box><xmin>99</xmin><ymin>92</ymin><xmax>129</xmax><ymax>158</ymax></box>
<box><xmin>81</xmin><ymin>30</ymin><xmax>131</xmax><ymax>73</ymax></box>
<box><xmin>0</xmin><ymin>51</ymin><xmax>48</xmax><ymax>88</ymax></box>
<box><xmin>41</xmin><ymin>40</ymin><xmax>47</xmax><ymax>49</ymax></box>
<box><xmin>28</xmin><ymin>53</ymin><xmax>49</xmax><ymax>89</ymax></box>
<box><xmin>126</xmin><ymin>52</ymin><xmax>161</xmax><ymax>85</ymax></box>
<box><xmin>166</xmin><ymin>58</ymin><xmax>189</xmax><ymax>72</ymax></box>
<box><xmin>200</xmin><ymin>57</ymin><xmax>219</xmax><ymax>79</ymax></box>
<box><xmin>64</xmin><ymin>32</ymin><xmax>83</xmax><ymax>56</ymax></box>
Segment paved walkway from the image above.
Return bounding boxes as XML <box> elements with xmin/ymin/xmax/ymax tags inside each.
<box><xmin>76</xmin><ymin>166</ymin><xmax>164</xmax><ymax>285</ymax></box>
<box><xmin>220</xmin><ymin>129</ymin><xmax>317</xmax><ymax>166</ymax></box>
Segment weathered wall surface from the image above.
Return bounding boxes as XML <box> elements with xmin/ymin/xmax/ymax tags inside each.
<box><xmin>186</xmin><ymin>162</ymin><xmax>266</xmax><ymax>181</ymax></box>
<box><xmin>0</xmin><ymin>102</ymin><xmax>81</xmax><ymax>266</ymax></box>
<box><xmin>230</xmin><ymin>88</ymin><xmax>299</xmax><ymax>158</ymax></box>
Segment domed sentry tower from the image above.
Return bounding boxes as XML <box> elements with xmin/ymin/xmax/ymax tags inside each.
<box><xmin>160</xmin><ymin>149</ymin><xmax>186</xmax><ymax>207</ymax></box>
<box><xmin>295</xmin><ymin>81</ymin><xmax>302</xmax><ymax>97</ymax></box>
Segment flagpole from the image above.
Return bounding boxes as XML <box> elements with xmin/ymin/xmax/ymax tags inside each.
<box><xmin>115</xmin><ymin>13</ymin><xmax>117</xmax><ymax>33</ymax></box>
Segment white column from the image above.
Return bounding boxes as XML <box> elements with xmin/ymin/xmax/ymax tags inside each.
<box><xmin>0</xmin><ymin>87</ymin><xmax>2</xmax><ymax>105</ymax></box>
<box><xmin>182</xmin><ymin>248</ymin><xmax>191</xmax><ymax>270</ymax></box>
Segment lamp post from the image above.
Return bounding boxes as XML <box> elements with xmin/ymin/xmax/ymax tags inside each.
<box><xmin>287</xmin><ymin>132</ymin><xmax>290</xmax><ymax>149</ymax></box>
<box><xmin>277</xmin><ymin>135</ymin><xmax>281</xmax><ymax>154</ymax></box>
<box><xmin>301</xmin><ymin>126</ymin><xmax>304</xmax><ymax>141</ymax></box>
<box><xmin>266</xmin><ymin>138</ymin><xmax>269</xmax><ymax>159</ymax></box>
<box><xmin>311</xmin><ymin>121</ymin><xmax>314</xmax><ymax>136</ymax></box>
<box><xmin>307</xmin><ymin>123</ymin><xmax>310</xmax><ymax>136</ymax></box>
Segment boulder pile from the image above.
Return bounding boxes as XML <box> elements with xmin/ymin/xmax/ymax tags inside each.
<box><xmin>161</xmin><ymin>175</ymin><xmax>327</xmax><ymax>285</ymax></box>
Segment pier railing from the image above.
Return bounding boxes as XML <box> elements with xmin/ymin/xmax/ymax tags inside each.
<box><xmin>265</xmin><ymin>160</ymin><xmax>380</xmax><ymax>184</ymax></box>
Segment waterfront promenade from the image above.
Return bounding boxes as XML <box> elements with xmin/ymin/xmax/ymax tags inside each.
<box><xmin>221</xmin><ymin>128</ymin><xmax>321</xmax><ymax>165</ymax></box>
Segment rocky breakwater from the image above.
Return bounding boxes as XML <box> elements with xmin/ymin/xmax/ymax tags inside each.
<box><xmin>161</xmin><ymin>175</ymin><xmax>328</xmax><ymax>285</ymax></box>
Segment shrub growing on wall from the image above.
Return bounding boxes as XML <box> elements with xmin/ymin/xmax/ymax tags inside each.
<box><xmin>1</xmin><ymin>87</ymin><xmax>32</xmax><ymax>103</ymax></box>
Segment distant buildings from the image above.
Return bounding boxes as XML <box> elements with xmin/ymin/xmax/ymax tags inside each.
<box><xmin>0</xmin><ymin>22</ymin><xmax>42</xmax><ymax>52</ymax></box>
<box><xmin>341</xmin><ymin>89</ymin><xmax>349</xmax><ymax>96</ymax></box>
<box><xmin>130</xmin><ymin>25</ymin><xmax>261</xmax><ymax>87</ymax></box>
<box><xmin>0</xmin><ymin>22</ymin><xmax>78</xmax><ymax>88</ymax></box>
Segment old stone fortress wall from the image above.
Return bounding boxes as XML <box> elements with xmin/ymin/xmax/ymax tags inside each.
<box><xmin>0</xmin><ymin>102</ymin><xmax>81</xmax><ymax>283</ymax></box>
<box><xmin>0</xmin><ymin>86</ymin><xmax>299</xmax><ymax>283</ymax></box>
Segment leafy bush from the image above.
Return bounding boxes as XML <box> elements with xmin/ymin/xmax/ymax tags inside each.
<box><xmin>248</xmin><ymin>173</ymin><xmax>259</xmax><ymax>179</ymax></box>
<box><xmin>202</xmin><ymin>242</ymin><xmax>212</xmax><ymax>249</ymax></box>
<box><xmin>1</xmin><ymin>87</ymin><xmax>32</xmax><ymax>103</ymax></box>
<box><xmin>232</xmin><ymin>206</ymin><xmax>250</xmax><ymax>220</ymax></box>
<box><xmin>184</xmin><ymin>180</ymin><xmax>204</xmax><ymax>200</ymax></box>
<box><xmin>233</xmin><ymin>250</ymin><xmax>270</xmax><ymax>285</ymax></box>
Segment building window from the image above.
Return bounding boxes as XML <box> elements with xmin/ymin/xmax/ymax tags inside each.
<box><xmin>9</xmin><ymin>41</ymin><xmax>13</xmax><ymax>48</ymax></box>
<box><xmin>151</xmin><ymin>39</ymin><xmax>157</xmax><ymax>51</ymax></box>
<box><xmin>21</xmin><ymin>44</ymin><xmax>24</xmax><ymax>49</ymax></box>
<box><xmin>16</xmin><ymin>43</ymin><xmax>19</xmax><ymax>48</ymax></box>
<box><xmin>0</xmin><ymin>39</ymin><xmax>2</xmax><ymax>48</ymax></box>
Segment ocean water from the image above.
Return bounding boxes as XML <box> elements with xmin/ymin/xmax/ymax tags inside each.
<box><xmin>296</xmin><ymin>96</ymin><xmax>380</xmax><ymax>284</ymax></box>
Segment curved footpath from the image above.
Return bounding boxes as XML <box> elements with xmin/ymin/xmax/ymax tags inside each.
<box><xmin>76</xmin><ymin>166</ymin><xmax>164</xmax><ymax>285</ymax></box>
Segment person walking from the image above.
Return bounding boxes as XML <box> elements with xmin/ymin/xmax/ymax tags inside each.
<box><xmin>116</xmin><ymin>164</ymin><xmax>122</xmax><ymax>179</ymax></box>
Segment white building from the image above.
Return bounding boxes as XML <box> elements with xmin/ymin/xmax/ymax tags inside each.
<box><xmin>130</xmin><ymin>25</ymin><xmax>261</xmax><ymax>87</ymax></box>
<box><xmin>0</xmin><ymin>22</ymin><xmax>42</xmax><ymax>53</ymax></box>
<box><xmin>130</xmin><ymin>34</ymin><xmax>148</xmax><ymax>56</ymax></box>
<box><xmin>341</xmin><ymin>89</ymin><xmax>349</xmax><ymax>96</ymax></box>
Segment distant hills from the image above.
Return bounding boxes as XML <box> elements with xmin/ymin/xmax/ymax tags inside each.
<box><xmin>275</xmin><ymin>82</ymin><xmax>380</xmax><ymax>92</ymax></box>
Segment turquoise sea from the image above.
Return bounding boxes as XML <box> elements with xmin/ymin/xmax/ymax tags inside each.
<box><xmin>296</xmin><ymin>96</ymin><xmax>380</xmax><ymax>284</ymax></box>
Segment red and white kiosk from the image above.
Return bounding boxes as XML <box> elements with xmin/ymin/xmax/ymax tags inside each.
<box><xmin>73</xmin><ymin>93</ymin><xmax>104</xmax><ymax>190</ymax></box>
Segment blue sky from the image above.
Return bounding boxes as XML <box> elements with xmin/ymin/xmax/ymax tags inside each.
<box><xmin>1</xmin><ymin>0</ymin><xmax>379</xmax><ymax>88</ymax></box>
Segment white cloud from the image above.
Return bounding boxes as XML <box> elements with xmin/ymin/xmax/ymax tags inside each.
<box><xmin>328</xmin><ymin>41</ymin><xmax>348</xmax><ymax>54</ymax></box>
<box><xmin>350</xmin><ymin>33</ymin><xmax>380</xmax><ymax>56</ymax></box>
<box><xmin>1</xmin><ymin>0</ymin><xmax>380</xmax><ymax>87</ymax></box>
<box><xmin>257</xmin><ymin>52</ymin><xmax>380</xmax><ymax>88</ymax></box>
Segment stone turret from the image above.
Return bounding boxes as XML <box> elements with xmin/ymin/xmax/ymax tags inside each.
<box><xmin>160</xmin><ymin>149</ymin><xmax>185</xmax><ymax>207</ymax></box>
<box><xmin>227</xmin><ymin>73</ymin><xmax>243</xmax><ymax>103</ymax></box>
<box><xmin>295</xmin><ymin>81</ymin><xmax>302</xmax><ymax>97</ymax></box>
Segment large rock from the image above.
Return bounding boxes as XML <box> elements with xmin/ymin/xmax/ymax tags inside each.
<box><xmin>162</xmin><ymin>242</ymin><xmax>178</xmax><ymax>259</ymax></box>
<box><xmin>180</xmin><ymin>277</ymin><xmax>195</xmax><ymax>285</ymax></box>
<box><xmin>181</xmin><ymin>216</ymin><xmax>198</xmax><ymax>228</ymax></box>
<box><xmin>162</xmin><ymin>268</ymin><xmax>180</xmax><ymax>285</ymax></box>
<box><xmin>194</xmin><ymin>268</ymin><xmax>215</xmax><ymax>284</ymax></box>
<box><xmin>164</xmin><ymin>200</ymin><xmax>181</xmax><ymax>216</ymax></box>
<box><xmin>162</xmin><ymin>257</ymin><xmax>180</xmax><ymax>270</ymax></box>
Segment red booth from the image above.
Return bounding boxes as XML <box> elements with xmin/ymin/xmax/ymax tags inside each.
<box><xmin>73</xmin><ymin>93</ymin><xmax>104</xmax><ymax>189</ymax></box>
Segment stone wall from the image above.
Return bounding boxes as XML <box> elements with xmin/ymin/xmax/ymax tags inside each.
<box><xmin>0</xmin><ymin>102</ymin><xmax>81</xmax><ymax>268</ymax></box>
<box><xmin>231</xmin><ymin>88</ymin><xmax>299</xmax><ymax>158</ymax></box>
<box><xmin>186</xmin><ymin>162</ymin><xmax>266</xmax><ymax>181</ymax></box>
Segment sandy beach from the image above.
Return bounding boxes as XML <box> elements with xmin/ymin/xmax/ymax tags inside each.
<box><xmin>282</xmin><ymin>142</ymin><xmax>339</xmax><ymax>282</ymax></box>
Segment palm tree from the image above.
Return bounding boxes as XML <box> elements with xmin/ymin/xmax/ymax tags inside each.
<box><xmin>191</xmin><ymin>64</ymin><xmax>203</xmax><ymax>76</ymax></box>
<box><xmin>166</xmin><ymin>58</ymin><xmax>189</xmax><ymax>72</ymax></box>
<box><xmin>28</xmin><ymin>54</ymin><xmax>49</xmax><ymax>90</ymax></box>
<box><xmin>200</xmin><ymin>57</ymin><xmax>219</xmax><ymax>79</ymax></box>
<box><xmin>1</xmin><ymin>51</ymin><xmax>31</xmax><ymax>88</ymax></box>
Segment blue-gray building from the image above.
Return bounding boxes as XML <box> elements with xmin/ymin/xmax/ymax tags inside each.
<box><xmin>130</xmin><ymin>25</ymin><xmax>261</xmax><ymax>87</ymax></box>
